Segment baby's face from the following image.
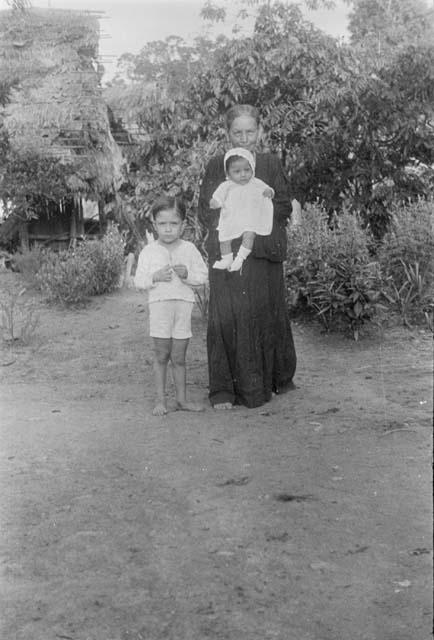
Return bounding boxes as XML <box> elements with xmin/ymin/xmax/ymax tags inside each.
<box><xmin>227</xmin><ymin>158</ymin><xmax>253</xmax><ymax>185</ymax></box>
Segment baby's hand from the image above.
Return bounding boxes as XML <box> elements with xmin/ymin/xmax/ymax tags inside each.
<box><xmin>209</xmin><ymin>197</ymin><xmax>220</xmax><ymax>209</ymax></box>
<box><xmin>263</xmin><ymin>187</ymin><xmax>274</xmax><ymax>198</ymax></box>
<box><xmin>172</xmin><ymin>264</ymin><xmax>188</xmax><ymax>279</ymax></box>
<box><xmin>152</xmin><ymin>264</ymin><xmax>173</xmax><ymax>282</ymax></box>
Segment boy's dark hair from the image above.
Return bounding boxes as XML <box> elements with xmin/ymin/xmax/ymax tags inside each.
<box><xmin>225</xmin><ymin>154</ymin><xmax>249</xmax><ymax>173</ymax></box>
<box><xmin>150</xmin><ymin>195</ymin><xmax>186</xmax><ymax>221</ymax></box>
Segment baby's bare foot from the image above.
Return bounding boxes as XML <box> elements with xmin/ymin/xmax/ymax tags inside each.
<box><xmin>152</xmin><ymin>402</ymin><xmax>168</xmax><ymax>416</ymax></box>
<box><xmin>177</xmin><ymin>401</ymin><xmax>205</xmax><ymax>412</ymax></box>
<box><xmin>229</xmin><ymin>256</ymin><xmax>244</xmax><ymax>272</ymax></box>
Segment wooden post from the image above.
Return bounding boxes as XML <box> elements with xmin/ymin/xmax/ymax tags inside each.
<box><xmin>19</xmin><ymin>221</ymin><xmax>29</xmax><ymax>250</ymax></box>
<box><xmin>98</xmin><ymin>199</ymin><xmax>107</xmax><ymax>235</ymax></box>
<box><xmin>69</xmin><ymin>207</ymin><xmax>77</xmax><ymax>248</ymax></box>
<box><xmin>77</xmin><ymin>198</ymin><xmax>85</xmax><ymax>238</ymax></box>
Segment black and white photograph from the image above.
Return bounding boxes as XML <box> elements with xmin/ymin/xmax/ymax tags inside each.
<box><xmin>0</xmin><ymin>0</ymin><xmax>433</xmax><ymax>638</ymax></box>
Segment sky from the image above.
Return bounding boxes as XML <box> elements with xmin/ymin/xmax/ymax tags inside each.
<box><xmin>0</xmin><ymin>0</ymin><xmax>353</xmax><ymax>81</ymax></box>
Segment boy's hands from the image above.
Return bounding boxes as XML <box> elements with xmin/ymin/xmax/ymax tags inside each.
<box><xmin>263</xmin><ymin>187</ymin><xmax>274</xmax><ymax>198</ymax></box>
<box><xmin>152</xmin><ymin>264</ymin><xmax>188</xmax><ymax>282</ymax></box>
<box><xmin>172</xmin><ymin>264</ymin><xmax>188</xmax><ymax>279</ymax></box>
<box><xmin>152</xmin><ymin>265</ymin><xmax>173</xmax><ymax>282</ymax></box>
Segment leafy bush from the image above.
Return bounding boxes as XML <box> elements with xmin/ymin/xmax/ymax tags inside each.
<box><xmin>11</xmin><ymin>245</ymin><xmax>48</xmax><ymax>289</ymax></box>
<box><xmin>37</xmin><ymin>249</ymin><xmax>94</xmax><ymax>306</ymax></box>
<box><xmin>36</xmin><ymin>226</ymin><xmax>126</xmax><ymax>306</ymax></box>
<box><xmin>285</xmin><ymin>204</ymin><xmax>331</xmax><ymax>312</ymax></box>
<box><xmin>377</xmin><ymin>198</ymin><xmax>433</xmax><ymax>326</ymax></box>
<box><xmin>78</xmin><ymin>226</ymin><xmax>126</xmax><ymax>296</ymax></box>
<box><xmin>286</xmin><ymin>205</ymin><xmax>386</xmax><ymax>339</ymax></box>
<box><xmin>0</xmin><ymin>284</ymin><xmax>40</xmax><ymax>344</ymax></box>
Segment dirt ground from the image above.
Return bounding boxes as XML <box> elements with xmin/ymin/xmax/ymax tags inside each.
<box><xmin>1</xmin><ymin>272</ymin><xmax>432</xmax><ymax>640</ymax></box>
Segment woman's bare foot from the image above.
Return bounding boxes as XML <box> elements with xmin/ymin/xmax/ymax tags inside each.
<box><xmin>152</xmin><ymin>402</ymin><xmax>168</xmax><ymax>416</ymax></box>
<box><xmin>213</xmin><ymin>402</ymin><xmax>233</xmax><ymax>410</ymax></box>
<box><xmin>176</xmin><ymin>401</ymin><xmax>205</xmax><ymax>412</ymax></box>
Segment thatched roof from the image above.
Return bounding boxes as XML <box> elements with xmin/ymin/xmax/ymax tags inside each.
<box><xmin>0</xmin><ymin>7</ymin><xmax>125</xmax><ymax>198</ymax></box>
<box><xmin>103</xmin><ymin>81</ymin><xmax>160</xmax><ymax>148</ymax></box>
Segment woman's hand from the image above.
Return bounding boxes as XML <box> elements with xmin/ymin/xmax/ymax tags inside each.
<box><xmin>152</xmin><ymin>265</ymin><xmax>173</xmax><ymax>283</ymax></box>
<box><xmin>172</xmin><ymin>264</ymin><xmax>188</xmax><ymax>279</ymax></box>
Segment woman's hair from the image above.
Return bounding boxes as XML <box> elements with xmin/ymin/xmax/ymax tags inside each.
<box><xmin>225</xmin><ymin>104</ymin><xmax>260</xmax><ymax>130</ymax></box>
<box><xmin>150</xmin><ymin>195</ymin><xmax>186</xmax><ymax>221</ymax></box>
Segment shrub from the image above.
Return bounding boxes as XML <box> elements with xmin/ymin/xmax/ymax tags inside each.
<box><xmin>286</xmin><ymin>205</ymin><xmax>386</xmax><ymax>339</ymax></box>
<box><xmin>377</xmin><ymin>198</ymin><xmax>433</xmax><ymax>326</ymax></box>
<box><xmin>0</xmin><ymin>284</ymin><xmax>40</xmax><ymax>344</ymax></box>
<box><xmin>285</xmin><ymin>204</ymin><xmax>333</xmax><ymax>313</ymax></box>
<box><xmin>37</xmin><ymin>249</ymin><xmax>94</xmax><ymax>306</ymax></box>
<box><xmin>78</xmin><ymin>226</ymin><xmax>126</xmax><ymax>296</ymax></box>
<box><xmin>36</xmin><ymin>226</ymin><xmax>126</xmax><ymax>306</ymax></box>
<box><xmin>11</xmin><ymin>245</ymin><xmax>48</xmax><ymax>289</ymax></box>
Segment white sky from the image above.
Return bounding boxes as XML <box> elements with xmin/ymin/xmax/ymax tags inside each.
<box><xmin>0</xmin><ymin>0</ymin><xmax>352</xmax><ymax>81</ymax></box>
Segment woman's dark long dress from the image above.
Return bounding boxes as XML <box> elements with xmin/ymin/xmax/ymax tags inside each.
<box><xmin>198</xmin><ymin>152</ymin><xmax>297</xmax><ymax>408</ymax></box>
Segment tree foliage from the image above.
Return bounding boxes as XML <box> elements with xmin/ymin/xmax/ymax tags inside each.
<box><xmin>106</xmin><ymin>0</ymin><xmax>433</xmax><ymax>241</ymax></box>
<box><xmin>1</xmin><ymin>150</ymin><xmax>76</xmax><ymax>221</ymax></box>
<box><xmin>347</xmin><ymin>0</ymin><xmax>434</xmax><ymax>50</ymax></box>
<box><xmin>5</xmin><ymin>0</ymin><xmax>32</xmax><ymax>12</ymax></box>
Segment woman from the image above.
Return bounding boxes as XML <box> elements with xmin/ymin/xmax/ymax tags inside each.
<box><xmin>198</xmin><ymin>104</ymin><xmax>297</xmax><ymax>409</ymax></box>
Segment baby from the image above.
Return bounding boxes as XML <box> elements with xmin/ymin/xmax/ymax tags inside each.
<box><xmin>210</xmin><ymin>147</ymin><xmax>274</xmax><ymax>271</ymax></box>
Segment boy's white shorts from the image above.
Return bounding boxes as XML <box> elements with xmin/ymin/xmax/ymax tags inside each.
<box><xmin>149</xmin><ymin>300</ymin><xmax>194</xmax><ymax>339</ymax></box>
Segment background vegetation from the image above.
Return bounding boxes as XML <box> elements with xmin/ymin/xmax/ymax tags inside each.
<box><xmin>105</xmin><ymin>0</ymin><xmax>433</xmax><ymax>240</ymax></box>
<box><xmin>1</xmin><ymin>0</ymin><xmax>433</xmax><ymax>335</ymax></box>
<box><xmin>12</xmin><ymin>227</ymin><xmax>126</xmax><ymax>306</ymax></box>
<box><xmin>286</xmin><ymin>199</ymin><xmax>433</xmax><ymax>338</ymax></box>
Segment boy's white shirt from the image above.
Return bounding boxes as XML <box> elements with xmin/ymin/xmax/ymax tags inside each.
<box><xmin>134</xmin><ymin>239</ymin><xmax>208</xmax><ymax>303</ymax></box>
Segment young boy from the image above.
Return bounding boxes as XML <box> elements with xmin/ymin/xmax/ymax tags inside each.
<box><xmin>134</xmin><ymin>196</ymin><xmax>208</xmax><ymax>416</ymax></box>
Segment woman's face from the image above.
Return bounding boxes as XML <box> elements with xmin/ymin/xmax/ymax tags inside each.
<box><xmin>227</xmin><ymin>115</ymin><xmax>260</xmax><ymax>153</ymax></box>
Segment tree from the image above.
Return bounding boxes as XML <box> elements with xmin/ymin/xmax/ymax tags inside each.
<box><xmin>106</xmin><ymin>0</ymin><xmax>434</xmax><ymax>242</ymax></box>
<box><xmin>347</xmin><ymin>0</ymin><xmax>434</xmax><ymax>51</ymax></box>
<box><xmin>5</xmin><ymin>0</ymin><xmax>32</xmax><ymax>11</ymax></box>
<box><xmin>1</xmin><ymin>151</ymin><xmax>76</xmax><ymax>221</ymax></box>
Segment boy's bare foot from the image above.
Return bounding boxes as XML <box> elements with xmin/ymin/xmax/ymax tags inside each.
<box><xmin>153</xmin><ymin>402</ymin><xmax>168</xmax><ymax>416</ymax></box>
<box><xmin>176</xmin><ymin>401</ymin><xmax>205</xmax><ymax>412</ymax></box>
<box><xmin>213</xmin><ymin>402</ymin><xmax>233</xmax><ymax>410</ymax></box>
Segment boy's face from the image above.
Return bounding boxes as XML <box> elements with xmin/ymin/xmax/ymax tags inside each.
<box><xmin>227</xmin><ymin>158</ymin><xmax>253</xmax><ymax>185</ymax></box>
<box><xmin>153</xmin><ymin>208</ymin><xmax>185</xmax><ymax>245</ymax></box>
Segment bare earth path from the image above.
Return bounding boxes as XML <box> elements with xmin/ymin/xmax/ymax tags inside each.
<box><xmin>1</xmin><ymin>279</ymin><xmax>432</xmax><ymax>640</ymax></box>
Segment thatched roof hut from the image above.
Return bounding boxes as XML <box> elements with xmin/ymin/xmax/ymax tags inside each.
<box><xmin>0</xmin><ymin>7</ymin><xmax>125</xmax><ymax>246</ymax></box>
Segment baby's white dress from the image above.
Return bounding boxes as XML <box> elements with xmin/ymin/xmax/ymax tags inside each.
<box><xmin>212</xmin><ymin>177</ymin><xmax>274</xmax><ymax>242</ymax></box>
